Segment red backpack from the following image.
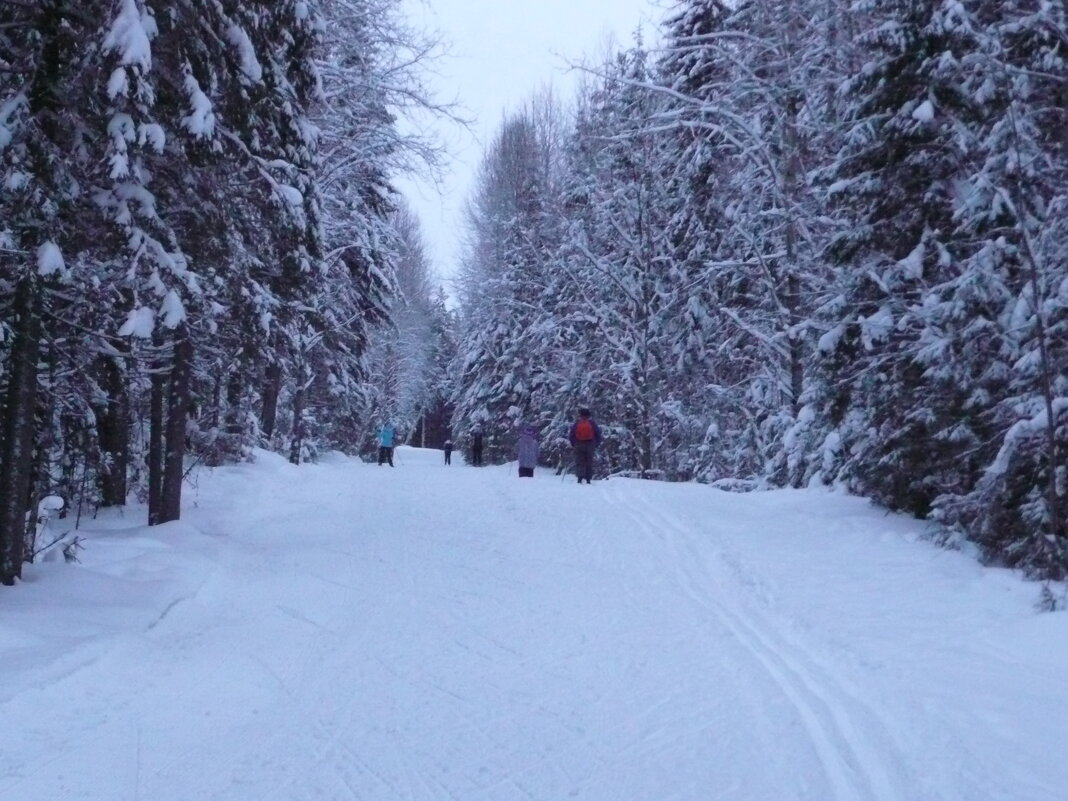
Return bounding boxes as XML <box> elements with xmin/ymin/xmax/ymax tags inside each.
<box><xmin>574</xmin><ymin>418</ymin><xmax>595</xmax><ymax>441</ymax></box>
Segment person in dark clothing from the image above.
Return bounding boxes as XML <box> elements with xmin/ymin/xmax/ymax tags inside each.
<box><xmin>516</xmin><ymin>423</ymin><xmax>538</xmax><ymax>478</ymax></box>
<box><xmin>443</xmin><ymin>439</ymin><xmax>453</xmax><ymax>465</ymax></box>
<box><xmin>568</xmin><ymin>408</ymin><xmax>602</xmax><ymax>484</ymax></box>
<box><xmin>470</xmin><ymin>426</ymin><xmax>484</xmax><ymax>467</ymax></box>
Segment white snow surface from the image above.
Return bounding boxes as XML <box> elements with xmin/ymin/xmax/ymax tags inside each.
<box><xmin>103</xmin><ymin>0</ymin><xmax>154</xmax><ymax>87</ymax></box>
<box><xmin>912</xmin><ymin>99</ymin><xmax>935</xmax><ymax>123</ymax></box>
<box><xmin>225</xmin><ymin>24</ymin><xmax>264</xmax><ymax>84</ymax></box>
<box><xmin>35</xmin><ymin>241</ymin><xmax>65</xmax><ymax>277</ymax></box>
<box><xmin>279</xmin><ymin>183</ymin><xmax>305</xmax><ymax>208</ymax></box>
<box><xmin>117</xmin><ymin>305</ymin><xmax>155</xmax><ymax>338</ymax></box>
<box><xmin>159</xmin><ymin>288</ymin><xmax>186</xmax><ymax>329</ymax></box>
<box><xmin>2</xmin><ymin>447</ymin><xmax>1065</xmax><ymax>801</ymax></box>
<box><xmin>181</xmin><ymin>72</ymin><xmax>215</xmax><ymax>138</ymax></box>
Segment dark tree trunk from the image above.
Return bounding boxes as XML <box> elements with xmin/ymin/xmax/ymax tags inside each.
<box><xmin>208</xmin><ymin>373</ymin><xmax>221</xmax><ymax>431</ymax></box>
<box><xmin>639</xmin><ymin>391</ymin><xmax>653</xmax><ymax>479</ymax></box>
<box><xmin>225</xmin><ymin>369</ymin><xmax>243</xmax><ymax>438</ymax></box>
<box><xmin>787</xmin><ymin>272</ymin><xmax>804</xmax><ymax>415</ymax></box>
<box><xmin>202</xmin><ymin>372</ymin><xmax>223</xmax><ymax>467</ymax></box>
<box><xmin>147</xmin><ymin>346</ymin><xmax>166</xmax><ymax>526</ymax></box>
<box><xmin>96</xmin><ymin>353</ymin><xmax>130</xmax><ymax>506</ymax></box>
<box><xmin>261</xmin><ymin>362</ymin><xmax>282</xmax><ymax>441</ymax></box>
<box><xmin>288</xmin><ymin>378</ymin><xmax>305</xmax><ymax>465</ymax></box>
<box><xmin>783</xmin><ymin>92</ymin><xmax>806</xmax><ymax>422</ymax></box>
<box><xmin>1</xmin><ymin>0</ymin><xmax>69</xmax><ymax>582</ymax></box>
<box><xmin>420</xmin><ymin>397</ymin><xmax>454</xmax><ymax>450</ymax></box>
<box><xmin>160</xmin><ymin>330</ymin><xmax>193</xmax><ymax>524</ymax></box>
<box><xmin>0</xmin><ymin>275</ymin><xmax>42</xmax><ymax>585</ymax></box>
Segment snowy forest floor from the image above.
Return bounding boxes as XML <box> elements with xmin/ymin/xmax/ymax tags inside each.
<box><xmin>1</xmin><ymin>446</ymin><xmax>1066</xmax><ymax>801</ymax></box>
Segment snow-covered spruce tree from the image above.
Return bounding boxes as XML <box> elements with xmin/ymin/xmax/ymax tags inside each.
<box><xmin>2</xmin><ymin>0</ymin><xmax>456</xmax><ymax>579</ymax></box>
<box><xmin>0</xmin><ymin>0</ymin><xmax>189</xmax><ymax>576</ymax></box>
<box><xmin>452</xmin><ymin>95</ymin><xmax>569</xmax><ymax>464</ymax></box>
<box><xmin>650</xmin><ymin>0</ymin><xmax>844</xmax><ymax>485</ymax></box>
<box><xmin>813</xmin><ymin>0</ymin><xmax>991</xmax><ymax>518</ymax></box>
<box><xmin>1</xmin><ymin>2</ymin><xmax>74</xmax><ymax>581</ymax></box>
<box><xmin>0</xmin><ymin>5</ymin><xmax>128</xmax><ymax>530</ymax></box>
<box><xmin>177</xmin><ymin>1</ymin><xmax>324</xmax><ymax>469</ymax></box>
<box><xmin>721</xmin><ymin>0</ymin><xmax>845</xmax><ymax>487</ymax></box>
<box><xmin>280</xmin><ymin>0</ymin><xmax>451</xmax><ymax>462</ymax></box>
<box><xmin>361</xmin><ymin>203</ymin><xmax>437</xmax><ymax>452</ymax></box>
<box><xmin>931</xmin><ymin>2</ymin><xmax>1068</xmax><ymax>578</ymax></box>
<box><xmin>15</xmin><ymin>0</ymin><xmax>333</xmax><ymax>516</ymax></box>
<box><xmin>419</xmin><ymin>285</ymin><xmax>459</xmax><ymax>448</ymax></box>
<box><xmin>1</xmin><ymin>0</ymin><xmax>329</xmax><ymax>580</ymax></box>
<box><xmin>654</xmin><ymin>0</ymin><xmax>760</xmax><ymax>482</ymax></box>
<box><xmin>289</xmin><ymin>0</ymin><xmax>397</xmax><ymax>460</ymax></box>
<box><xmin>555</xmin><ymin>43</ymin><xmax>695</xmax><ymax>479</ymax></box>
<box><xmin>114</xmin><ymin>0</ymin><xmax>328</xmax><ymax>496</ymax></box>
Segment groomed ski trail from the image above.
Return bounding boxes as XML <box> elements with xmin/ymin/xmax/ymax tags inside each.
<box><xmin>0</xmin><ymin>447</ymin><xmax>1064</xmax><ymax>801</ymax></box>
<box><xmin>607</xmin><ymin>482</ymin><xmax>911</xmax><ymax>801</ymax></box>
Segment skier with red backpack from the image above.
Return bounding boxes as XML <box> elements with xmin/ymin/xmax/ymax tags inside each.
<box><xmin>568</xmin><ymin>407</ymin><xmax>602</xmax><ymax>484</ymax></box>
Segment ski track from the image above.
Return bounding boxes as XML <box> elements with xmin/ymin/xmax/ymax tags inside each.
<box><xmin>606</xmin><ymin>481</ymin><xmax>913</xmax><ymax>801</ymax></box>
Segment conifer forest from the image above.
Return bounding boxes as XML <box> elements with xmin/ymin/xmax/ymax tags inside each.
<box><xmin>2</xmin><ymin>0</ymin><xmax>1066</xmax><ymax>585</ymax></box>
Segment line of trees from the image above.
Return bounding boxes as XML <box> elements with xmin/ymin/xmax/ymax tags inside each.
<box><xmin>0</xmin><ymin>0</ymin><xmax>455</xmax><ymax>585</ymax></box>
<box><xmin>451</xmin><ymin>0</ymin><xmax>1067</xmax><ymax>579</ymax></box>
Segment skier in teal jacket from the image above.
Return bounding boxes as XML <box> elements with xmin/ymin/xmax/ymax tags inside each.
<box><xmin>377</xmin><ymin>423</ymin><xmax>396</xmax><ymax>466</ymax></box>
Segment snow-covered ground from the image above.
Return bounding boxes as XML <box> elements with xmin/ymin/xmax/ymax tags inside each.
<box><xmin>1</xmin><ymin>446</ymin><xmax>1065</xmax><ymax>801</ymax></box>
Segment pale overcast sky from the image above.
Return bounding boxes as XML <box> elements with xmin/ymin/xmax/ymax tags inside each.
<box><xmin>395</xmin><ymin>0</ymin><xmax>665</xmax><ymax>283</ymax></box>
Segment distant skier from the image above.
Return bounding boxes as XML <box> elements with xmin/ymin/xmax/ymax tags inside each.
<box><xmin>377</xmin><ymin>422</ymin><xmax>396</xmax><ymax>466</ymax></box>
<box><xmin>568</xmin><ymin>408</ymin><xmax>602</xmax><ymax>484</ymax></box>
<box><xmin>443</xmin><ymin>438</ymin><xmax>453</xmax><ymax>465</ymax></box>
<box><xmin>470</xmin><ymin>426</ymin><xmax>484</xmax><ymax>467</ymax></box>
<box><xmin>516</xmin><ymin>423</ymin><xmax>539</xmax><ymax>478</ymax></box>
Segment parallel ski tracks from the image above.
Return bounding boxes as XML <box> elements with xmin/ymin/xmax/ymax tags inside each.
<box><xmin>607</xmin><ymin>483</ymin><xmax>914</xmax><ymax>801</ymax></box>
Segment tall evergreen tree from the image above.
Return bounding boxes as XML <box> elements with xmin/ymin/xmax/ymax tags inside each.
<box><xmin>453</xmin><ymin>96</ymin><xmax>567</xmax><ymax>462</ymax></box>
<box><xmin>558</xmin><ymin>45</ymin><xmax>689</xmax><ymax>477</ymax></box>
<box><xmin>813</xmin><ymin>0</ymin><xmax>990</xmax><ymax>516</ymax></box>
<box><xmin>931</xmin><ymin>0</ymin><xmax>1068</xmax><ymax>577</ymax></box>
<box><xmin>2</xmin><ymin>0</ymin><xmax>435</xmax><ymax>582</ymax></box>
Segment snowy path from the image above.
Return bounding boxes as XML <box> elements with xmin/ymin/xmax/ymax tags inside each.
<box><xmin>1</xmin><ymin>447</ymin><xmax>1065</xmax><ymax>800</ymax></box>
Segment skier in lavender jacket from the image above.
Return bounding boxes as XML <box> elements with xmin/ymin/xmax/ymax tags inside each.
<box><xmin>516</xmin><ymin>423</ymin><xmax>539</xmax><ymax>478</ymax></box>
